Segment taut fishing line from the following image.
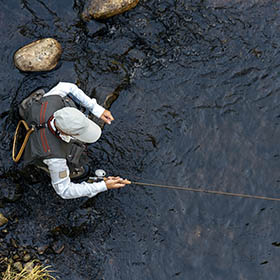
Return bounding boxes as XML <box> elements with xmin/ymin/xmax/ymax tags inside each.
<box><xmin>92</xmin><ymin>170</ymin><xmax>280</xmax><ymax>202</ymax></box>
<box><xmin>129</xmin><ymin>180</ymin><xmax>280</xmax><ymax>202</ymax></box>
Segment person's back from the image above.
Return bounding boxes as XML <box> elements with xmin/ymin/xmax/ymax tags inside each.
<box><xmin>16</xmin><ymin>82</ymin><xmax>130</xmax><ymax>199</ymax></box>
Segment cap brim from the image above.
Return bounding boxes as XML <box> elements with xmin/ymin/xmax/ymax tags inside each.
<box><xmin>74</xmin><ymin>118</ymin><xmax>101</xmax><ymax>143</ymax></box>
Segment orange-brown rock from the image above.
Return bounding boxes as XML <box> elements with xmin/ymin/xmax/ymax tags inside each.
<box><xmin>83</xmin><ymin>0</ymin><xmax>139</xmax><ymax>20</ymax></box>
<box><xmin>0</xmin><ymin>213</ymin><xmax>8</xmax><ymax>227</ymax></box>
<box><xmin>14</xmin><ymin>38</ymin><xmax>62</xmax><ymax>72</ymax></box>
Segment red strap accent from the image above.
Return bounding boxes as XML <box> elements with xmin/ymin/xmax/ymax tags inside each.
<box><xmin>40</xmin><ymin>103</ymin><xmax>47</xmax><ymax>153</ymax></box>
<box><xmin>42</xmin><ymin>102</ymin><xmax>50</xmax><ymax>152</ymax></box>
<box><xmin>39</xmin><ymin>102</ymin><xmax>50</xmax><ymax>153</ymax></box>
<box><xmin>47</xmin><ymin>115</ymin><xmax>58</xmax><ymax>136</ymax></box>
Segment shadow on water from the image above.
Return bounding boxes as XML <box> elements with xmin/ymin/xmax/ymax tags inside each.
<box><xmin>1</xmin><ymin>0</ymin><xmax>280</xmax><ymax>279</ymax></box>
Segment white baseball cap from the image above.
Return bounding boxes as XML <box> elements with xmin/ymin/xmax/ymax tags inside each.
<box><xmin>54</xmin><ymin>107</ymin><xmax>101</xmax><ymax>143</ymax></box>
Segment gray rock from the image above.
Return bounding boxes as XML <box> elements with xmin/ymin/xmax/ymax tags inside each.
<box><xmin>82</xmin><ymin>0</ymin><xmax>139</xmax><ymax>20</ymax></box>
<box><xmin>0</xmin><ymin>182</ymin><xmax>22</xmax><ymax>203</ymax></box>
<box><xmin>51</xmin><ymin>242</ymin><xmax>65</xmax><ymax>254</ymax></box>
<box><xmin>14</xmin><ymin>38</ymin><xmax>62</xmax><ymax>72</ymax></box>
<box><xmin>13</xmin><ymin>261</ymin><xmax>23</xmax><ymax>272</ymax></box>
<box><xmin>24</xmin><ymin>261</ymin><xmax>34</xmax><ymax>272</ymax></box>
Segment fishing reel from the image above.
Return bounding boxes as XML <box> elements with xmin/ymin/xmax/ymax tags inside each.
<box><xmin>88</xmin><ymin>169</ymin><xmax>106</xmax><ymax>183</ymax></box>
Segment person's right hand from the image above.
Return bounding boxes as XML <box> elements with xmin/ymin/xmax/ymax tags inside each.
<box><xmin>104</xmin><ymin>176</ymin><xmax>131</xmax><ymax>189</ymax></box>
<box><xmin>100</xmin><ymin>109</ymin><xmax>114</xmax><ymax>124</ymax></box>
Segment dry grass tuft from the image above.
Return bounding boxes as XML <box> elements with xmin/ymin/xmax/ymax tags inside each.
<box><xmin>2</xmin><ymin>262</ymin><xmax>56</xmax><ymax>280</ymax></box>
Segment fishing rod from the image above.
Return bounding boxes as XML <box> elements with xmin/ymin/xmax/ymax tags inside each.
<box><xmin>90</xmin><ymin>169</ymin><xmax>280</xmax><ymax>202</ymax></box>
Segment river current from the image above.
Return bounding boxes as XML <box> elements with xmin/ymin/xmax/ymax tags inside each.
<box><xmin>1</xmin><ymin>0</ymin><xmax>280</xmax><ymax>279</ymax></box>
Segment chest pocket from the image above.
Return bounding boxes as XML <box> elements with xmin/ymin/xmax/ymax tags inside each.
<box><xmin>67</xmin><ymin>140</ymin><xmax>87</xmax><ymax>168</ymax></box>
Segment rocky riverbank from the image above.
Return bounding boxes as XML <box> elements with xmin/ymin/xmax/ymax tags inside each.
<box><xmin>2</xmin><ymin>0</ymin><xmax>139</xmax><ymax>278</ymax></box>
<box><xmin>13</xmin><ymin>0</ymin><xmax>139</xmax><ymax>73</ymax></box>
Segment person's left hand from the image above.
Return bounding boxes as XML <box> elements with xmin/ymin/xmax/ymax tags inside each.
<box><xmin>100</xmin><ymin>109</ymin><xmax>114</xmax><ymax>124</ymax></box>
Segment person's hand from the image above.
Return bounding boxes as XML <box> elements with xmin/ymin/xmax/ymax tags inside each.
<box><xmin>104</xmin><ymin>176</ymin><xmax>131</xmax><ymax>189</ymax></box>
<box><xmin>100</xmin><ymin>109</ymin><xmax>114</xmax><ymax>124</ymax></box>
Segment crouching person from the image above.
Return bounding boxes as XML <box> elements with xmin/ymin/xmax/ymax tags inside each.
<box><xmin>17</xmin><ymin>82</ymin><xmax>130</xmax><ymax>199</ymax></box>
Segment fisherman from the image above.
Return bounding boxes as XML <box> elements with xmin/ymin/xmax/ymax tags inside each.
<box><xmin>17</xmin><ymin>82</ymin><xmax>130</xmax><ymax>199</ymax></box>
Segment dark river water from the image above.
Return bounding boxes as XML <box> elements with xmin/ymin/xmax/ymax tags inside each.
<box><xmin>1</xmin><ymin>0</ymin><xmax>280</xmax><ymax>279</ymax></box>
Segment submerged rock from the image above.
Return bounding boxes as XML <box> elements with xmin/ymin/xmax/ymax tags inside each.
<box><xmin>0</xmin><ymin>213</ymin><xmax>8</xmax><ymax>227</ymax></box>
<box><xmin>37</xmin><ymin>245</ymin><xmax>48</xmax><ymax>255</ymax></box>
<box><xmin>0</xmin><ymin>182</ymin><xmax>22</xmax><ymax>203</ymax></box>
<box><xmin>82</xmin><ymin>0</ymin><xmax>139</xmax><ymax>20</ymax></box>
<box><xmin>13</xmin><ymin>38</ymin><xmax>62</xmax><ymax>72</ymax></box>
<box><xmin>51</xmin><ymin>242</ymin><xmax>65</xmax><ymax>254</ymax></box>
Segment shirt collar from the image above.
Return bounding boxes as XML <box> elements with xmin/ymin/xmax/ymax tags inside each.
<box><xmin>50</xmin><ymin>118</ymin><xmax>73</xmax><ymax>143</ymax></box>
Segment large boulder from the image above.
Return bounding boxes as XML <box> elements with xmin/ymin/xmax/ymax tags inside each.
<box><xmin>82</xmin><ymin>0</ymin><xmax>139</xmax><ymax>20</ymax></box>
<box><xmin>14</xmin><ymin>38</ymin><xmax>62</xmax><ymax>72</ymax></box>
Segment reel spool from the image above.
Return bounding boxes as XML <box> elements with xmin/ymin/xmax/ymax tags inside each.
<box><xmin>88</xmin><ymin>169</ymin><xmax>106</xmax><ymax>183</ymax></box>
<box><xmin>95</xmin><ymin>169</ymin><xmax>106</xmax><ymax>178</ymax></box>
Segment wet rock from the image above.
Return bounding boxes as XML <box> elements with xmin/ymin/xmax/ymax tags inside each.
<box><xmin>252</xmin><ymin>48</ymin><xmax>262</xmax><ymax>58</ymax></box>
<box><xmin>51</xmin><ymin>242</ymin><xmax>65</xmax><ymax>254</ymax></box>
<box><xmin>82</xmin><ymin>0</ymin><xmax>139</xmax><ymax>20</ymax></box>
<box><xmin>10</xmin><ymin>238</ymin><xmax>18</xmax><ymax>248</ymax></box>
<box><xmin>0</xmin><ymin>213</ymin><xmax>8</xmax><ymax>227</ymax></box>
<box><xmin>0</xmin><ymin>182</ymin><xmax>22</xmax><ymax>203</ymax></box>
<box><xmin>0</xmin><ymin>239</ymin><xmax>9</xmax><ymax>257</ymax></box>
<box><xmin>37</xmin><ymin>245</ymin><xmax>49</xmax><ymax>255</ymax></box>
<box><xmin>13</xmin><ymin>38</ymin><xmax>62</xmax><ymax>72</ymax></box>
<box><xmin>23</xmin><ymin>253</ymin><xmax>31</xmax><ymax>262</ymax></box>
<box><xmin>24</xmin><ymin>261</ymin><xmax>34</xmax><ymax>272</ymax></box>
<box><xmin>12</xmin><ymin>254</ymin><xmax>20</xmax><ymax>261</ymax></box>
<box><xmin>13</xmin><ymin>261</ymin><xmax>23</xmax><ymax>271</ymax></box>
<box><xmin>87</xmin><ymin>20</ymin><xmax>107</xmax><ymax>37</ymax></box>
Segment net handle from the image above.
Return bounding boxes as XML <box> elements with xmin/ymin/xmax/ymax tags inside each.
<box><xmin>12</xmin><ymin>120</ymin><xmax>34</xmax><ymax>162</ymax></box>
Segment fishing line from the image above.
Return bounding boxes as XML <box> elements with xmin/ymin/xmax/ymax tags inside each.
<box><xmin>129</xmin><ymin>181</ymin><xmax>280</xmax><ymax>202</ymax></box>
<box><xmin>94</xmin><ymin>170</ymin><xmax>280</xmax><ymax>202</ymax></box>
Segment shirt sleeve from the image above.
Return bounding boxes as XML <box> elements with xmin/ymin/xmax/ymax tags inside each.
<box><xmin>43</xmin><ymin>158</ymin><xmax>107</xmax><ymax>199</ymax></box>
<box><xmin>44</xmin><ymin>82</ymin><xmax>105</xmax><ymax>118</ymax></box>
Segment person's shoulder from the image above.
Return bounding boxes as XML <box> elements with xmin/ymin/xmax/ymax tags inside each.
<box><xmin>58</xmin><ymin>82</ymin><xmax>78</xmax><ymax>88</ymax></box>
<box><xmin>43</xmin><ymin>158</ymin><xmax>67</xmax><ymax>167</ymax></box>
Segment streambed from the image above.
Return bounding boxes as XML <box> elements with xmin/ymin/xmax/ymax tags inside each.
<box><xmin>1</xmin><ymin>0</ymin><xmax>280</xmax><ymax>279</ymax></box>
